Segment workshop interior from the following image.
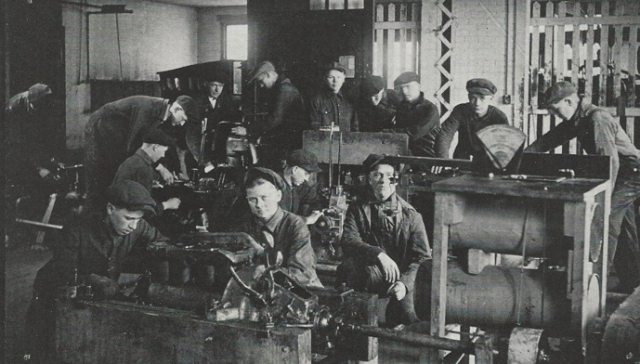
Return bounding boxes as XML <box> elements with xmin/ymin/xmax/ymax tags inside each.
<box><xmin>3</xmin><ymin>0</ymin><xmax>640</xmax><ymax>363</ymax></box>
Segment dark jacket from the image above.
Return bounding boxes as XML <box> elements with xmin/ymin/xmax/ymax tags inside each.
<box><xmin>309</xmin><ymin>90</ymin><xmax>359</xmax><ymax>132</ymax></box>
<box><xmin>230</xmin><ymin>207</ymin><xmax>322</xmax><ymax>287</ymax></box>
<box><xmin>341</xmin><ymin>192</ymin><xmax>432</xmax><ymax>275</ymax></box>
<box><xmin>435</xmin><ymin>103</ymin><xmax>509</xmax><ymax>160</ymax></box>
<box><xmin>112</xmin><ymin>149</ymin><xmax>165</xmax><ymax>215</ymax></box>
<box><xmin>84</xmin><ymin>96</ymin><xmax>178</xmax><ymax>209</ymax></box>
<box><xmin>355</xmin><ymin>90</ymin><xmax>398</xmax><ymax>133</ymax></box>
<box><xmin>280</xmin><ymin>181</ymin><xmax>321</xmax><ymax>217</ymax></box>
<box><xmin>33</xmin><ymin>214</ymin><xmax>165</xmax><ymax>294</ymax></box>
<box><xmin>251</xmin><ymin>77</ymin><xmax>307</xmax><ymax>144</ymax></box>
<box><xmin>392</xmin><ymin>93</ymin><xmax>440</xmax><ymax>157</ymax></box>
<box><xmin>197</xmin><ymin>91</ymin><xmax>240</xmax><ymax>127</ymax></box>
<box><xmin>525</xmin><ymin>101</ymin><xmax>640</xmax><ymax>186</ymax></box>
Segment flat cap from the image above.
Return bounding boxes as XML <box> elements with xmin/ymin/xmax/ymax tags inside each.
<box><xmin>394</xmin><ymin>72</ymin><xmax>420</xmax><ymax>88</ymax></box>
<box><xmin>286</xmin><ymin>149</ymin><xmax>322</xmax><ymax>173</ymax></box>
<box><xmin>107</xmin><ymin>180</ymin><xmax>157</xmax><ymax>215</ymax></box>
<box><xmin>325</xmin><ymin>62</ymin><xmax>346</xmax><ymax>74</ymax></box>
<box><xmin>361</xmin><ymin>75</ymin><xmax>385</xmax><ymax>98</ymax></box>
<box><xmin>248</xmin><ymin>61</ymin><xmax>276</xmax><ymax>83</ymax></box>
<box><xmin>244</xmin><ymin>167</ymin><xmax>287</xmax><ymax>191</ymax></box>
<box><xmin>544</xmin><ymin>81</ymin><xmax>577</xmax><ymax>107</ymax></box>
<box><xmin>466</xmin><ymin>78</ymin><xmax>497</xmax><ymax>95</ymax></box>
<box><xmin>363</xmin><ymin>154</ymin><xmax>392</xmax><ymax>172</ymax></box>
<box><xmin>175</xmin><ymin>95</ymin><xmax>201</xmax><ymax>123</ymax></box>
<box><xmin>203</xmin><ymin>69</ymin><xmax>228</xmax><ymax>83</ymax></box>
<box><xmin>142</xmin><ymin>128</ymin><xmax>176</xmax><ymax>147</ymax></box>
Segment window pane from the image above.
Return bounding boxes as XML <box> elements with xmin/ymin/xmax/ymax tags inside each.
<box><xmin>348</xmin><ymin>0</ymin><xmax>364</xmax><ymax>9</ymax></box>
<box><xmin>328</xmin><ymin>0</ymin><xmax>344</xmax><ymax>10</ymax></box>
<box><xmin>225</xmin><ymin>24</ymin><xmax>248</xmax><ymax>60</ymax></box>
<box><xmin>310</xmin><ymin>0</ymin><xmax>325</xmax><ymax>10</ymax></box>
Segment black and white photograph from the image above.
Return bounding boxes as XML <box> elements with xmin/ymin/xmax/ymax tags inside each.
<box><xmin>3</xmin><ymin>0</ymin><xmax>640</xmax><ymax>363</ymax></box>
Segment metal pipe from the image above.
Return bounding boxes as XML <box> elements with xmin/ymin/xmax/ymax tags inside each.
<box><xmin>15</xmin><ymin>219</ymin><xmax>64</xmax><ymax>230</ymax></box>
<box><xmin>341</xmin><ymin>324</ymin><xmax>471</xmax><ymax>352</ymax></box>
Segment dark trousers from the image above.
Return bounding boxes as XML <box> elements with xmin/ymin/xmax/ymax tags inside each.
<box><xmin>609</xmin><ymin>174</ymin><xmax>640</xmax><ymax>293</ymax></box>
<box><xmin>336</xmin><ymin>257</ymin><xmax>419</xmax><ymax>327</ymax></box>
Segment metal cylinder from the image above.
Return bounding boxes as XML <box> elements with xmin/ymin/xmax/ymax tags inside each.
<box><xmin>449</xmin><ymin>197</ymin><xmax>564</xmax><ymax>256</ymax></box>
<box><xmin>146</xmin><ymin>283</ymin><xmax>215</xmax><ymax>312</ymax></box>
<box><xmin>341</xmin><ymin>324</ymin><xmax>471</xmax><ymax>352</ymax></box>
<box><xmin>414</xmin><ymin>261</ymin><xmax>570</xmax><ymax>329</ymax></box>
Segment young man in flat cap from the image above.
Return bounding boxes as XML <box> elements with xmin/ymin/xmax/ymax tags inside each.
<box><xmin>112</xmin><ymin>128</ymin><xmax>182</xmax><ymax>215</ymax></box>
<box><xmin>229</xmin><ymin>167</ymin><xmax>322</xmax><ymax>288</ymax></box>
<box><xmin>24</xmin><ymin>180</ymin><xmax>168</xmax><ymax>362</ymax></box>
<box><xmin>338</xmin><ymin>154</ymin><xmax>432</xmax><ymax>326</ymax></box>
<box><xmin>526</xmin><ymin>81</ymin><xmax>640</xmax><ymax>293</ymax></box>
<box><xmin>309</xmin><ymin>63</ymin><xmax>359</xmax><ymax>132</ymax></box>
<box><xmin>352</xmin><ymin>75</ymin><xmax>398</xmax><ymax>133</ymax></box>
<box><xmin>84</xmin><ymin>95</ymin><xmax>201</xmax><ymax>213</ymax></box>
<box><xmin>390</xmin><ymin>72</ymin><xmax>440</xmax><ymax>157</ymax></box>
<box><xmin>435</xmin><ymin>78</ymin><xmax>509</xmax><ymax>161</ymax></box>
<box><xmin>281</xmin><ymin>149</ymin><xmax>324</xmax><ymax>225</ymax></box>
<box><xmin>235</xmin><ymin>61</ymin><xmax>306</xmax><ymax>169</ymax></box>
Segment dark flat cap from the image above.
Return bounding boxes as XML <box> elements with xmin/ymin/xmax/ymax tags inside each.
<box><xmin>361</xmin><ymin>75</ymin><xmax>385</xmax><ymax>97</ymax></box>
<box><xmin>363</xmin><ymin>154</ymin><xmax>392</xmax><ymax>172</ymax></box>
<box><xmin>466</xmin><ymin>78</ymin><xmax>497</xmax><ymax>95</ymax></box>
<box><xmin>248</xmin><ymin>61</ymin><xmax>276</xmax><ymax>83</ymax></box>
<box><xmin>142</xmin><ymin>128</ymin><xmax>176</xmax><ymax>147</ymax></box>
<box><xmin>175</xmin><ymin>95</ymin><xmax>201</xmax><ymax>123</ymax></box>
<box><xmin>544</xmin><ymin>81</ymin><xmax>577</xmax><ymax>107</ymax></box>
<box><xmin>244</xmin><ymin>167</ymin><xmax>286</xmax><ymax>191</ymax></box>
<box><xmin>28</xmin><ymin>83</ymin><xmax>52</xmax><ymax>105</ymax></box>
<box><xmin>107</xmin><ymin>180</ymin><xmax>156</xmax><ymax>215</ymax></box>
<box><xmin>326</xmin><ymin>61</ymin><xmax>347</xmax><ymax>74</ymax></box>
<box><xmin>203</xmin><ymin>69</ymin><xmax>228</xmax><ymax>83</ymax></box>
<box><xmin>394</xmin><ymin>72</ymin><xmax>420</xmax><ymax>88</ymax></box>
<box><xmin>286</xmin><ymin>149</ymin><xmax>322</xmax><ymax>173</ymax></box>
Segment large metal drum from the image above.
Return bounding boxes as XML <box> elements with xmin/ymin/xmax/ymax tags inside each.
<box><xmin>414</xmin><ymin>261</ymin><xmax>574</xmax><ymax>329</ymax></box>
<box><xmin>448</xmin><ymin>196</ymin><xmax>565</xmax><ymax>257</ymax></box>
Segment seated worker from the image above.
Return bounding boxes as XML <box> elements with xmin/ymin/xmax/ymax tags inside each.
<box><xmin>228</xmin><ymin>167</ymin><xmax>323</xmax><ymax>288</ymax></box>
<box><xmin>337</xmin><ymin>154</ymin><xmax>432</xmax><ymax>326</ymax></box>
<box><xmin>526</xmin><ymin>81</ymin><xmax>640</xmax><ymax>294</ymax></box>
<box><xmin>24</xmin><ymin>180</ymin><xmax>168</xmax><ymax>363</ymax></box>
<box><xmin>281</xmin><ymin>149</ymin><xmax>324</xmax><ymax>225</ymax></box>
<box><xmin>112</xmin><ymin>128</ymin><xmax>182</xmax><ymax>215</ymax></box>
<box><xmin>352</xmin><ymin>75</ymin><xmax>398</xmax><ymax>133</ymax></box>
<box><xmin>235</xmin><ymin>61</ymin><xmax>307</xmax><ymax>169</ymax></box>
<box><xmin>309</xmin><ymin>63</ymin><xmax>359</xmax><ymax>132</ymax></box>
<box><xmin>435</xmin><ymin>78</ymin><xmax>509</xmax><ymax>161</ymax></box>
<box><xmin>84</xmin><ymin>95</ymin><xmax>201</xmax><ymax>212</ymax></box>
<box><xmin>389</xmin><ymin>72</ymin><xmax>440</xmax><ymax>157</ymax></box>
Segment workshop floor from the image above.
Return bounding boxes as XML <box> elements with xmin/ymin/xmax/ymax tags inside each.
<box><xmin>5</xmin><ymin>243</ymin><xmax>52</xmax><ymax>363</ymax></box>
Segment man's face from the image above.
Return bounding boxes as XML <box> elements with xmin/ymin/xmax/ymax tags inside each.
<box><xmin>206</xmin><ymin>81</ymin><xmax>224</xmax><ymax>99</ymax></box>
<box><xmin>370</xmin><ymin>89</ymin><xmax>384</xmax><ymax>106</ymax></box>
<box><xmin>169</xmin><ymin>102</ymin><xmax>188</xmax><ymax>126</ymax></box>
<box><xmin>257</xmin><ymin>72</ymin><xmax>277</xmax><ymax>89</ymax></box>
<box><xmin>468</xmin><ymin>93</ymin><xmax>492</xmax><ymax>117</ymax></box>
<box><xmin>246</xmin><ymin>181</ymin><xmax>282</xmax><ymax>221</ymax></box>
<box><xmin>398</xmin><ymin>81</ymin><xmax>421</xmax><ymax>102</ymax></box>
<box><xmin>368</xmin><ymin>164</ymin><xmax>397</xmax><ymax>201</ymax></box>
<box><xmin>149</xmin><ymin>145</ymin><xmax>168</xmax><ymax>162</ymax></box>
<box><xmin>107</xmin><ymin>204</ymin><xmax>145</xmax><ymax>236</ymax></box>
<box><xmin>326</xmin><ymin>70</ymin><xmax>345</xmax><ymax>93</ymax></box>
<box><xmin>290</xmin><ymin>166</ymin><xmax>311</xmax><ymax>186</ymax></box>
<box><xmin>548</xmin><ymin>98</ymin><xmax>578</xmax><ymax>121</ymax></box>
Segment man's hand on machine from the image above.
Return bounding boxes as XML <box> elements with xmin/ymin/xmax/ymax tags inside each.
<box><xmin>156</xmin><ymin>164</ymin><xmax>175</xmax><ymax>185</ymax></box>
<box><xmin>378</xmin><ymin>252</ymin><xmax>400</xmax><ymax>283</ymax></box>
<box><xmin>162</xmin><ymin>197</ymin><xmax>181</xmax><ymax>210</ymax></box>
<box><xmin>231</xmin><ymin>126</ymin><xmax>247</xmax><ymax>136</ymax></box>
<box><xmin>304</xmin><ymin>210</ymin><xmax>324</xmax><ymax>225</ymax></box>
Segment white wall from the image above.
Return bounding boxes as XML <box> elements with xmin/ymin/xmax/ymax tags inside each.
<box><xmin>63</xmin><ymin>0</ymin><xmax>198</xmax><ymax>150</ymax></box>
<box><xmin>197</xmin><ymin>6</ymin><xmax>247</xmax><ymax>62</ymax></box>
